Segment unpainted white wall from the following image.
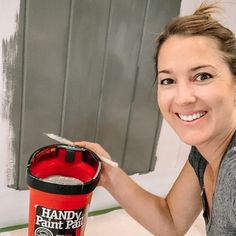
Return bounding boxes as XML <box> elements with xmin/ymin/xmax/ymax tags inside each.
<box><xmin>0</xmin><ymin>0</ymin><xmax>20</xmax><ymax>190</ymax></box>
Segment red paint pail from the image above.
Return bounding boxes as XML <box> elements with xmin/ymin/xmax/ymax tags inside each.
<box><xmin>27</xmin><ymin>144</ymin><xmax>101</xmax><ymax>236</ymax></box>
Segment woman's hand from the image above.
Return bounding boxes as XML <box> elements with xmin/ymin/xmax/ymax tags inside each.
<box><xmin>73</xmin><ymin>141</ymin><xmax>116</xmax><ymax>187</ymax></box>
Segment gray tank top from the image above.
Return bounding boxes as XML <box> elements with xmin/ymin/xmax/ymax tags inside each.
<box><xmin>188</xmin><ymin>131</ymin><xmax>236</xmax><ymax>235</ymax></box>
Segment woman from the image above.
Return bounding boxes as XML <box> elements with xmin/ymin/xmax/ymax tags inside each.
<box><xmin>75</xmin><ymin>2</ymin><xmax>236</xmax><ymax>235</ymax></box>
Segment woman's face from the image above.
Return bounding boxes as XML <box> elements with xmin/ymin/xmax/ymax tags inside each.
<box><xmin>157</xmin><ymin>35</ymin><xmax>236</xmax><ymax>146</ymax></box>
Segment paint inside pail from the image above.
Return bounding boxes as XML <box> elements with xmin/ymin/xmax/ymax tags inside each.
<box><xmin>27</xmin><ymin>144</ymin><xmax>101</xmax><ymax>236</ymax></box>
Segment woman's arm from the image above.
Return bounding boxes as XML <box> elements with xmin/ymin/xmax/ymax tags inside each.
<box><xmin>74</xmin><ymin>141</ymin><xmax>202</xmax><ymax>236</ymax></box>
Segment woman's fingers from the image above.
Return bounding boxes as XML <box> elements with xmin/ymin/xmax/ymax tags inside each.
<box><xmin>74</xmin><ymin>141</ymin><xmax>112</xmax><ymax>160</ymax></box>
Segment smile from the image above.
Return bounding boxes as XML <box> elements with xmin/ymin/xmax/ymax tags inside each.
<box><xmin>177</xmin><ymin>111</ymin><xmax>207</xmax><ymax>122</ymax></box>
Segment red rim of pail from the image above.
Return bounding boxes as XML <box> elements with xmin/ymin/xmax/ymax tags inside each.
<box><xmin>27</xmin><ymin>144</ymin><xmax>101</xmax><ymax>195</ymax></box>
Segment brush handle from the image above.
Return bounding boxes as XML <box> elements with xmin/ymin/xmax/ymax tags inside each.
<box><xmin>44</xmin><ymin>133</ymin><xmax>118</xmax><ymax>167</ymax></box>
<box><xmin>97</xmin><ymin>155</ymin><xmax>119</xmax><ymax>167</ymax></box>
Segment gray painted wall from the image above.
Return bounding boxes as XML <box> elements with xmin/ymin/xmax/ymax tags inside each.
<box><xmin>7</xmin><ymin>0</ymin><xmax>181</xmax><ymax>189</ymax></box>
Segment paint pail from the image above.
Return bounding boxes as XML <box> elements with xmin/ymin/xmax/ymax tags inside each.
<box><xmin>27</xmin><ymin>144</ymin><xmax>101</xmax><ymax>236</ymax></box>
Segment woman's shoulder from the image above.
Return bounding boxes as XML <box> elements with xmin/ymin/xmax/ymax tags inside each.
<box><xmin>210</xmin><ymin>133</ymin><xmax>236</xmax><ymax>233</ymax></box>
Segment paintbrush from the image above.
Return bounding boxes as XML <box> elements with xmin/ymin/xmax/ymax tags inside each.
<box><xmin>43</xmin><ymin>133</ymin><xmax>118</xmax><ymax>167</ymax></box>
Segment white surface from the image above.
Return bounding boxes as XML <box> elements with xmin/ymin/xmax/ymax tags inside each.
<box><xmin>86</xmin><ymin>209</ymin><xmax>206</xmax><ymax>236</ymax></box>
<box><xmin>0</xmin><ymin>189</ymin><xmax>29</xmax><ymax>228</ymax></box>
<box><xmin>0</xmin><ymin>209</ymin><xmax>206</xmax><ymax>236</ymax></box>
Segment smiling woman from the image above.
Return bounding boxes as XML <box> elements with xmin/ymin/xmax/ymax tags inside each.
<box><xmin>157</xmin><ymin>35</ymin><xmax>236</xmax><ymax>147</ymax></box>
<box><xmin>154</xmin><ymin>3</ymin><xmax>236</xmax><ymax>235</ymax></box>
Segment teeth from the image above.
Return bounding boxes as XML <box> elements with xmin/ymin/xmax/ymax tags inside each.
<box><xmin>178</xmin><ymin>112</ymin><xmax>206</xmax><ymax>122</ymax></box>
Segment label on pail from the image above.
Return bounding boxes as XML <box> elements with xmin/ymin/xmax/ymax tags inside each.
<box><xmin>34</xmin><ymin>205</ymin><xmax>86</xmax><ymax>236</ymax></box>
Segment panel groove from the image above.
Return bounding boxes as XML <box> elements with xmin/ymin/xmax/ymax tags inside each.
<box><xmin>149</xmin><ymin>112</ymin><xmax>162</xmax><ymax>170</ymax></box>
<box><xmin>121</xmin><ymin>0</ymin><xmax>150</xmax><ymax>168</ymax></box>
<box><xmin>120</xmin><ymin>65</ymin><xmax>139</xmax><ymax>167</ymax></box>
<box><xmin>60</xmin><ymin>0</ymin><xmax>75</xmax><ymax>136</ymax></box>
<box><xmin>94</xmin><ymin>0</ymin><xmax>113</xmax><ymax>142</ymax></box>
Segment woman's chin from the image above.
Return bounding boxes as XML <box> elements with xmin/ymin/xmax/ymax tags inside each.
<box><xmin>177</xmin><ymin>132</ymin><xmax>207</xmax><ymax>146</ymax></box>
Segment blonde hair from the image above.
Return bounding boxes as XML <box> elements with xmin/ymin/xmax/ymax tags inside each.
<box><xmin>155</xmin><ymin>2</ymin><xmax>236</xmax><ymax>77</ymax></box>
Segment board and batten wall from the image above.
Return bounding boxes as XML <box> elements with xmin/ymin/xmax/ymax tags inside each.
<box><xmin>7</xmin><ymin>0</ymin><xmax>184</xmax><ymax>191</ymax></box>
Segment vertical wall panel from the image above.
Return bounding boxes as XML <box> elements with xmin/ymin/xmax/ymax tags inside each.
<box><xmin>12</xmin><ymin>0</ymin><xmax>181</xmax><ymax>189</ymax></box>
<box><xmin>63</xmin><ymin>0</ymin><xmax>110</xmax><ymax>141</ymax></box>
<box><xmin>123</xmin><ymin>0</ymin><xmax>181</xmax><ymax>173</ymax></box>
<box><xmin>18</xmin><ymin>0</ymin><xmax>71</xmax><ymax>188</ymax></box>
<box><xmin>95</xmin><ymin>0</ymin><xmax>148</xmax><ymax>164</ymax></box>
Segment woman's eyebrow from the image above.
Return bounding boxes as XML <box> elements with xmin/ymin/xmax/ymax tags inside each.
<box><xmin>157</xmin><ymin>65</ymin><xmax>216</xmax><ymax>75</ymax></box>
<box><xmin>157</xmin><ymin>69</ymin><xmax>172</xmax><ymax>75</ymax></box>
<box><xmin>190</xmin><ymin>64</ymin><xmax>216</xmax><ymax>72</ymax></box>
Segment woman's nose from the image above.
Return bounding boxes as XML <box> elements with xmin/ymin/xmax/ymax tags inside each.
<box><xmin>174</xmin><ymin>83</ymin><xmax>197</xmax><ymax>106</ymax></box>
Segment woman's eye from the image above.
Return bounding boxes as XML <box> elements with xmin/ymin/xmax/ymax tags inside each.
<box><xmin>159</xmin><ymin>78</ymin><xmax>175</xmax><ymax>85</ymax></box>
<box><xmin>195</xmin><ymin>73</ymin><xmax>213</xmax><ymax>81</ymax></box>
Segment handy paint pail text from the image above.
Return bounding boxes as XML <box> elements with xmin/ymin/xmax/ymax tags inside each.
<box><xmin>27</xmin><ymin>144</ymin><xmax>101</xmax><ymax>236</ymax></box>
